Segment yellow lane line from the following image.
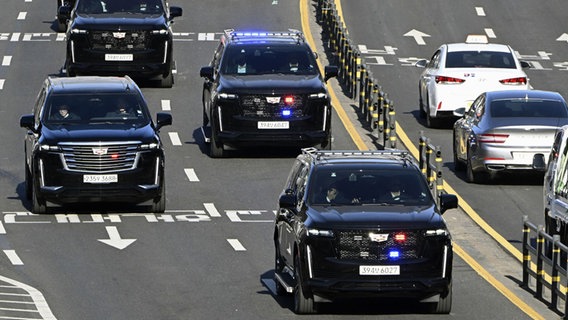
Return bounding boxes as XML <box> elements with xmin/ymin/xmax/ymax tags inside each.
<box><xmin>301</xmin><ymin>0</ymin><xmax>543</xmax><ymax>318</ymax></box>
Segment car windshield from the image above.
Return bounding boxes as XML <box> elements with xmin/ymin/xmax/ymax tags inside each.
<box><xmin>43</xmin><ymin>93</ymin><xmax>150</xmax><ymax>126</ymax></box>
<box><xmin>307</xmin><ymin>167</ymin><xmax>433</xmax><ymax>206</ymax></box>
<box><xmin>446</xmin><ymin>51</ymin><xmax>516</xmax><ymax>69</ymax></box>
<box><xmin>221</xmin><ymin>45</ymin><xmax>318</xmax><ymax>76</ymax></box>
<box><xmin>490</xmin><ymin>99</ymin><xmax>568</xmax><ymax>118</ymax></box>
<box><xmin>77</xmin><ymin>0</ymin><xmax>164</xmax><ymax>15</ymax></box>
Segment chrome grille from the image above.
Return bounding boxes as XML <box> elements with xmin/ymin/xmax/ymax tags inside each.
<box><xmin>337</xmin><ymin>230</ymin><xmax>421</xmax><ymax>261</ymax></box>
<box><xmin>60</xmin><ymin>142</ymin><xmax>139</xmax><ymax>173</ymax></box>
<box><xmin>240</xmin><ymin>94</ymin><xmax>305</xmax><ymax>118</ymax></box>
<box><xmin>90</xmin><ymin>30</ymin><xmax>148</xmax><ymax>51</ymax></box>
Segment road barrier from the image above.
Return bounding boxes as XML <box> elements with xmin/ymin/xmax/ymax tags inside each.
<box><xmin>417</xmin><ymin>132</ymin><xmax>444</xmax><ymax>206</ymax></box>
<box><xmin>522</xmin><ymin>216</ymin><xmax>568</xmax><ymax>318</ymax></box>
<box><xmin>315</xmin><ymin>0</ymin><xmax>396</xmax><ymax>149</ymax></box>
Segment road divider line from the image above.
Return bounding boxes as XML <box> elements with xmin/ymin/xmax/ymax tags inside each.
<box><xmin>17</xmin><ymin>12</ymin><xmax>27</xmax><ymax>20</ymax></box>
<box><xmin>2</xmin><ymin>56</ymin><xmax>11</xmax><ymax>66</ymax></box>
<box><xmin>3</xmin><ymin>250</ymin><xmax>23</xmax><ymax>265</ymax></box>
<box><xmin>161</xmin><ymin>99</ymin><xmax>171</xmax><ymax>111</ymax></box>
<box><xmin>227</xmin><ymin>239</ymin><xmax>246</xmax><ymax>251</ymax></box>
<box><xmin>184</xmin><ymin>168</ymin><xmax>199</xmax><ymax>182</ymax></box>
<box><xmin>168</xmin><ymin>132</ymin><xmax>182</xmax><ymax>146</ymax></box>
<box><xmin>204</xmin><ymin>203</ymin><xmax>221</xmax><ymax>217</ymax></box>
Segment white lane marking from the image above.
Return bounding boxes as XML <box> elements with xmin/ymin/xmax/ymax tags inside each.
<box><xmin>0</xmin><ymin>220</ymin><xmax>6</xmax><ymax>234</ymax></box>
<box><xmin>184</xmin><ymin>168</ymin><xmax>199</xmax><ymax>182</ymax></box>
<box><xmin>168</xmin><ymin>132</ymin><xmax>182</xmax><ymax>146</ymax></box>
<box><xmin>475</xmin><ymin>7</ymin><xmax>486</xmax><ymax>16</ymax></box>
<box><xmin>17</xmin><ymin>12</ymin><xmax>27</xmax><ymax>20</ymax></box>
<box><xmin>197</xmin><ymin>33</ymin><xmax>215</xmax><ymax>41</ymax></box>
<box><xmin>3</xmin><ymin>250</ymin><xmax>23</xmax><ymax>265</ymax></box>
<box><xmin>204</xmin><ymin>203</ymin><xmax>221</xmax><ymax>217</ymax></box>
<box><xmin>484</xmin><ymin>28</ymin><xmax>496</xmax><ymax>38</ymax></box>
<box><xmin>227</xmin><ymin>239</ymin><xmax>246</xmax><ymax>251</ymax></box>
<box><xmin>161</xmin><ymin>99</ymin><xmax>171</xmax><ymax>111</ymax></box>
<box><xmin>10</xmin><ymin>33</ymin><xmax>20</xmax><ymax>41</ymax></box>
<box><xmin>0</xmin><ymin>274</ymin><xmax>57</xmax><ymax>319</ymax></box>
<box><xmin>2</xmin><ymin>56</ymin><xmax>12</xmax><ymax>66</ymax></box>
<box><xmin>0</xmin><ymin>79</ymin><xmax>5</xmax><ymax>90</ymax></box>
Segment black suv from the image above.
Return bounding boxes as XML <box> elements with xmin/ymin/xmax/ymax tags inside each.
<box><xmin>59</xmin><ymin>0</ymin><xmax>182</xmax><ymax>87</ymax></box>
<box><xmin>274</xmin><ymin>148</ymin><xmax>458</xmax><ymax>314</ymax></box>
<box><xmin>19</xmin><ymin>76</ymin><xmax>172</xmax><ymax>214</ymax></box>
<box><xmin>199</xmin><ymin>29</ymin><xmax>338</xmax><ymax>157</ymax></box>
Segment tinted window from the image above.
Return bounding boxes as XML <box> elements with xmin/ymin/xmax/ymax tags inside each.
<box><xmin>221</xmin><ymin>45</ymin><xmax>317</xmax><ymax>75</ymax></box>
<box><xmin>446</xmin><ymin>51</ymin><xmax>516</xmax><ymax>69</ymax></box>
<box><xmin>78</xmin><ymin>0</ymin><xmax>163</xmax><ymax>14</ymax></box>
<box><xmin>490</xmin><ymin>99</ymin><xmax>568</xmax><ymax>118</ymax></box>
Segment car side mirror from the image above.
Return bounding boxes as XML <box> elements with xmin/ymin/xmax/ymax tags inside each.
<box><xmin>279</xmin><ymin>189</ymin><xmax>297</xmax><ymax>209</ymax></box>
<box><xmin>415</xmin><ymin>59</ymin><xmax>428</xmax><ymax>68</ymax></box>
<box><xmin>19</xmin><ymin>114</ymin><xmax>35</xmax><ymax>132</ymax></box>
<box><xmin>520</xmin><ymin>60</ymin><xmax>531</xmax><ymax>69</ymax></box>
<box><xmin>453</xmin><ymin>107</ymin><xmax>466</xmax><ymax>118</ymax></box>
<box><xmin>169</xmin><ymin>6</ymin><xmax>182</xmax><ymax>19</ymax></box>
<box><xmin>58</xmin><ymin>5</ymin><xmax>71</xmax><ymax>21</ymax></box>
<box><xmin>200</xmin><ymin>66</ymin><xmax>214</xmax><ymax>81</ymax></box>
<box><xmin>156</xmin><ymin>112</ymin><xmax>172</xmax><ymax>131</ymax></box>
<box><xmin>439</xmin><ymin>193</ymin><xmax>458</xmax><ymax>214</ymax></box>
<box><xmin>324</xmin><ymin>65</ymin><xmax>339</xmax><ymax>82</ymax></box>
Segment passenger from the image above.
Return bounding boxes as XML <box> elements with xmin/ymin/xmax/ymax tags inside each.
<box><xmin>106</xmin><ymin>100</ymin><xmax>134</xmax><ymax>118</ymax></box>
<box><xmin>53</xmin><ymin>104</ymin><xmax>80</xmax><ymax>120</ymax></box>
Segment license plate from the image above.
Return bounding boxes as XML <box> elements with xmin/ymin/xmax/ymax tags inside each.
<box><xmin>105</xmin><ymin>54</ymin><xmax>133</xmax><ymax>61</ymax></box>
<box><xmin>359</xmin><ymin>265</ymin><xmax>400</xmax><ymax>275</ymax></box>
<box><xmin>512</xmin><ymin>152</ymin><xmax>536</xmax><ymax>161</ymax></box>
<box><xmin>83</xmin><ymin>174</ymin><xmax>118</xmax><ymax>184</ymax></box>
<box><xmin>257</xmin><ymin>121</ymin><xmax>289</xmax><ymax>129</ymax></box>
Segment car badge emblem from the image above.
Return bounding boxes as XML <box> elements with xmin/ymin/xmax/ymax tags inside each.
<box><xmin>369</xmin><ymin>233</ymin><xmax>389</xmax><ymax>242</ymax></box>
<box><xmin>266</xmin><ymin>97</ymin><xmax>281</xmax><ymax>104</ymax></box>
<box><xmin>92</xmin><ymin>148</ymin><xmax>108</xmax><ymax>155</ymax></box>
<box><xmin>113</xmin><ymin>32</ymin><xmax>126</xmax><ymax>39</ymax></box>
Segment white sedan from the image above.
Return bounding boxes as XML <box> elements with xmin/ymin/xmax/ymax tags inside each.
<box><xmin>415</xmin><ymin>35</ymin><xmax>531</xmax><ymax>128</ymax></box>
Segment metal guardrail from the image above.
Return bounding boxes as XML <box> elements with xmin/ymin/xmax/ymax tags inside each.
<box><xmin>417</xmin><ymin>132</ymin><xmax>444</xmax><ymax>206</ymax></box>
<box><xmin>522</xmin><ymin>216</ymin><xmax>568</xmax><ymax>318</ymax></box>
<box><xmin>315</xmin><ymin>0</ymin><xmax>396</xmax><ymax>149</ymax></box>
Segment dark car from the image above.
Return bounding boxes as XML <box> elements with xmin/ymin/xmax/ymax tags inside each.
<box><xmin>199</xmin><ymin>29</ymin><xmax>339</xmax><ymax>157</ymax></box>
<box><xmin>19</xmin><ymin>76</ymin><xmax>172</xmax><ymax>214</ymax></box>
<box><xmin>56</xmin><ymin>0</ymin><xmax>77</xmax><ymax>32</ymax></box>
<box><xmin>453</xmin><ymin>89</ymin><xmax>568</xmax><ymax>183</ymax></box>
<box><xmin>60</xmin><ymin>0</ymin><xmax>182</xmax><ymax>87</ymax></box>
<box><xmin>273</xmin><ymin>148</ymin><xmax>458</xmax><ymax>314</ymax></box>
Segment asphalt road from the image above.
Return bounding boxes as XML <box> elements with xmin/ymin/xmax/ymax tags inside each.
<box><xmin>0</xmin><ymin>0</ymin><xmax>560</xmax><ymax>319</ymax></box>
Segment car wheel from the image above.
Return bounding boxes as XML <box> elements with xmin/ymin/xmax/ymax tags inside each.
<box><xmin>429</xmin><ymin>280</ymin><xmax>452</xmax><ymax>314</ymax></box>
<box><xmin>202</xmin><ymin>93</ymin><xmax>210</xmax><ymax>127</ymax></box>
<box><xmin>320</xmin><ymin>131</ymin><xmax>332</xmax><ymax>150</ymax></box>
<box><xmin>418</xmin><ymin>85</ymin><xmax>426</xmax><ymax>118</ymax></box>
<box><xmin>160</xmin><ymin>71</ymin><xmax>173</xmax><ymax>88</ymax></box>
<box><xmin>466</xmin><ymin>152</ymin><xmax>487</xmax><ymax>184</ymax></box>
<box><xmin>32</xmin><ymin>176</ymin><xmax>47</xmax><ymax>214</ymax></box>
<box><xmin>453</xmin><ymin>137</ymin><xmax>465</xmax><ymax>171</ymax></box>
<box><xmin>150</xmin><ymin>180</ymin><xmax>166</xmax><ymax>213</ymax></box>
<box><xmin>24</xmin><ymin>163</ymin><xmax>32</xmax><ymax>200</ymax></box>
<box><xmin>274</xmin><ymin>246</ymin><xmax>286</xmax><ymax>296</ymax></box>
<box><xmin>209</xmin><ymin>113</ymin><xmax>225</xmax><ymax>158</ymax></box>
<box><xmin>293</xmin><ymin>255</ymin><xmax>316</xmax><ymax>314</ymax></box>
<box><xmin>56</xmin><ymin>20</ymin><xmax>66</xmax><ymax>33</ymax></box>
<box><xmin>425</xmin><ymin>94</ymin><xmax>438</xmax><ymax>128</ymax></box>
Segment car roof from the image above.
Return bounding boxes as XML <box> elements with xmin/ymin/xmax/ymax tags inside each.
<box><xmin>302</xmin><ymin>149</ymin><xmax>418</xmax><ymax>168</ymax></box>
<box><xmin>445</xmin><ymin>42</ymin><xmax>511</xmax><ymax>53</ymax></box>
<box><xmin>47</xmin><ymin>76</ymin><xmax>138</xmax><ymax>94</ymax></box>
<box><xmin>485</xmin><ymin>89</ymin><xmax>565</xmax><ymax>101</ymax></box>
<box><xmin>223</xmin><ymin>29</ymin><xmax>305</xmax><ymax>46</ymax></box>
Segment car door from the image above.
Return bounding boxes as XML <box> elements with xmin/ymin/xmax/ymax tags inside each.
<box><xmin>421</xmin><ymin>49</ymin><xmax>442</xmax><ymax>107</ymax></box>
<box><xmin>457</xmin><ymin>94</ymin><xmax>485</xmax><ymax>160</ymax></box>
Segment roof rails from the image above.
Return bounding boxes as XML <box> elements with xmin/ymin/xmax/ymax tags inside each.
<box><xmin>224</xmin><ymin>28</ymin><xmax>305</xmax><ymax>43</ymax></box>
<box><xmin>301</xmin><ymin>147</ymin><xmax>410</xmax><ymax>160</ymax></box>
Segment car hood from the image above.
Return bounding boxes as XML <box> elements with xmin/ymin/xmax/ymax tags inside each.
<box><xmin>219</xmin><ymin>74</ymin><xmax>326</xmax><ymax>94</ymax></box>
<box><xmin>305</xmin><ymin>204</ymin><xmax>446</xmax><ymax>229</ymax></box>
<box><xmin>39</xmin><ymin>123</ymin><xmax>157</xmax><ymax>144</ymax></box>
<box><xmin>72</xmin><ymin>14</ymin><xmax>167</xmax><ymax>30</ymax></box>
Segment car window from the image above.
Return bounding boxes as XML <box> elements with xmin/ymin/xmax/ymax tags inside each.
<box><xmin>446</xmin><ymin>51</ymin><xmax>516</xmax><ymax>69</ymax></box>
<box><xmin>428</xmin><ymin>51</ymin><xmax>441</xmax><ymax>69</ymax></box>
<box><xmin>490</xmin><ymin>99</ymin><xmax>568</xmax><ymax>118</ymax></box>
<box><xmin>78</xmin><ymin>0</ymin><xmax>164</xmax><ymax>14</ymax></box>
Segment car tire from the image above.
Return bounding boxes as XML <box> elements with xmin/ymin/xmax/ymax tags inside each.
<box><xmin>320</xmin><ymin>132</ymin><xmax>332</xmax><ymax>150</ymax></box>
<box><xmin>294</xmin><ymin>255</ymin><xmax>316</xmax><ymax>314</ymax></box>
<box><xmin>202</xmin><ymin>93</ymin><xmax>210</xmax><ymax>127</ymax></box>
<box><xmin>57</xmin><ymin>20</ymin><xmax>66</xmax><ymax>33</ymax></box>
<box><xmin>466</xmin><ymin>152</ymin><xmax>487</xmax><ymax>184</ymax></box>
<box><xmin>160</xmin><ymin>71</ymin><xmax>173</xmax><ymax>88</ymax></box>
<box><xmin>32</xmin><ymin>176</ymin><xmax>47</xmax><ymax>214</ymax></box>
<box><xmin>418</xmin><ymin>85</ymin><xmax>426</xmax><ymax>118</ymax></box>
<box><xmin>209</xmin><ymin>113</ymin><xmax>225</xmax><ymax>158</ymax></box>
<box><xmin>425</xmin><ymin>94</ymin><xmax>438</xmax><ymax>128</ymax></box>
<box><xmin>430</xmin><ymin>281</ymin><xmax>452</xmax><ymax>314</ymax></box>
<box><xmin>24</xmin><ymin>163</ymin><xmax>32</xmax><ymax>200</ymax></box>
<box><xmin>150</xmin><ymin>180</ymin><xmax>166</xmax><ymax>213</ymax></box>
<box><xmin>453</xmin><ymin>137</ymin><xmax>465</xmax><ymax>171</ymax></box>
<box><xmin>274</xmin><ymin>246</ymin><xmax>287</xmax><ymax>296</ymax></box>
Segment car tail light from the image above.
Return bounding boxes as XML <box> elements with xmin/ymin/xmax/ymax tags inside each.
<box><xmin>435</xmin><ymin>76</ymin><xmax>465</xmax><ymax>84</ymax></box>
<box><xmin>478</xmin><ymin>133</ymin><xmax>509</xmax><ymax>143</ymax></box>
<box><xmin>499</xmin><ymin>77</ymin><xmax>527</xmax><ymax>85</ymax></box>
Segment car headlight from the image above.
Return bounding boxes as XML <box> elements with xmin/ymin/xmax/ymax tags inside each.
<box><xmin>307</xmin><ymin>228</ymin><xmax>334</xmax><ymax>237</ymax></box>
<box><xmin>139</xmin><ymin>143</ymin><xmax>159</xmax><ymax>150</ymax></box>
<box><xmin>70</xmin><ymin>28</ymin><xmax>87</xmax><ymax>34</ymax></box>
<box><xmin>425</xmin><ymin>229</ymin><xmax>449</xmax><ymax>236</ymax></box>
<box><xmin>308</xmin><ymin>93</ymin><xmax>328</xmax><ymax>99</ymax></box>
<box><xmin>152</xmin><ymin>29</ymin><xmax>168</xmax><ymax>35</ymax></box>
<box><xmin>218</xmin><ymin>93</ymin><xmax>238</xmax><ymax>100</ymax></box>
<box><xmin>39</xmin><ymin>144</ymin><xmax>61</xmax><ymax>151</ymax></box>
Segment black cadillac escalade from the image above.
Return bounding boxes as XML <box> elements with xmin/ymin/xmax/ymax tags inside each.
<box><xmin>199</xmin><ymin>29</ymin><xmax>338</xmax><ymax>157</ymax></box>
<box><xmin>60</xmin><ymin>0</ymin><xmax>182</xmax><ymax>87</ymax></box>
<box><xmin>19</xmin><ymin>76</ymin><xmax>172</xmax><ymax>214</ymax></box>
<box><xmin>274</xmin><ymin>148</ymin><xmax>458</xmax><ymax>314</ymax></box>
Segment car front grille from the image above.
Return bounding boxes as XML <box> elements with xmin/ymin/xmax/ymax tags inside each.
<box><xmin>60</xmin><ymin>142</ymin><xmax>139</xmax><ymax>173</ymax></box>
<box><xmin>337</xmin><ymin>230</ymin><xmax>421</xmax><ymax>261</ymax></box>
<box><xmin>90</xmin><ymin>30</ymin><xmax>148</xmax><ymax>51</ymax></box>
<box><xmin>240</xmin><ymin>94</ymin><xmax>306</xmax><ymax>119</ymax></box>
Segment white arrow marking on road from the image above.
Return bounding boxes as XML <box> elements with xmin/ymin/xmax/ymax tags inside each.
<box><xmin>98</xmin><ymin>226</ymin><xmax>136</xmax><ymax>250</ymax></box>
<box><xmin>557</xmin><ymin>33</ymin><xmax>568</xmax><ymax>43</ymax></box>
<box><xmin>404</xmin><ymin>29</ymin><xmax>430</xmax><ymax>45</ymax></box>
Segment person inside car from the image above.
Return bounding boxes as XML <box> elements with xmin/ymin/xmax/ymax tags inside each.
<box><xmin>52</xmin><ymin>104</ymin><xmax>80</xmax><ymax>120</ymax></box>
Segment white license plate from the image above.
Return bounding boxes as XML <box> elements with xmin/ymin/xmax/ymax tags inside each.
<box><xmin>359</xmin><ymin>265</ymin><xmax>400</xmax><ymax>275</ymax></box>
<box><xmin>105</xmin><ymin>54</ymin><xmax>133</xmax><ymax>61</ymax></box>
<box><xmin>512</xmin><ymin>152</ymin><xmax>535</xmax><ymax>161</ymax></box>
<box><xmin>257</xmin><ymin>121</ymin><xmax>289</xmax><ymax>129</ymax></box>
<box><xmin>83</xmin><ymin>174</ymin><xmax>118</xmax><ymax>184</ymax></box>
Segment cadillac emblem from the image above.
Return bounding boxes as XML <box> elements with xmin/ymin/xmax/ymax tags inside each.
<box><xmin>92</xmin><ymin>148</ymin><xmax>108</xmax><ymax>155</ymax></box>
<box><xmin>368</xmin><ymin>233</ymin><xmax>389</xmax><ymax>242</ymax></box>
<box><xmin>113</xmin><ymin>32</ymin><xmax>126</xmax><ymax>39</ymax></box>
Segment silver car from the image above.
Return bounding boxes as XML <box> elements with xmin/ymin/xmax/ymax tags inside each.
<box><xmin>453</xmin><ymin>90</ymin><xmax>568</xmax><ymax>183</ymax></box>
